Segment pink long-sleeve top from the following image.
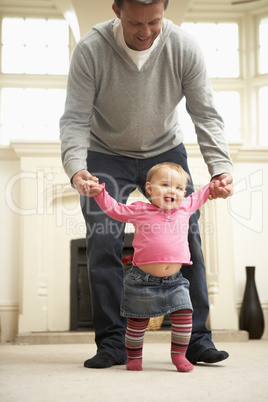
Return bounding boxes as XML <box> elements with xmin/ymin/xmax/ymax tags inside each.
<box><xmin>94</xmin><ymin>183</ymin><xmax>210</xmax><ymax>266</ymax></box>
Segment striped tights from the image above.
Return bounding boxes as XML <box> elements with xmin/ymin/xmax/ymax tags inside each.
<box><xmin>170</xmin><ymin>309</ymin><xmax>193</xmax><ymax>372</ymax></box>
<box><xmin>125</xmin><ymin>317</ymin><xmax>149</xmax><ymax>371</ymax></box>
<box><xmin>125</xmin><ymin>309</ymin><xmax>193</xmax><ymax>372</ymax></box>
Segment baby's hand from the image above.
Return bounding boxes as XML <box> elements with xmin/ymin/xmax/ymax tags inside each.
<box><xmin>209</xmin><ymin>173</ymin><xmax>233</xmax><ymax>200</ymax></box>
<box><xmin>82</xmin><ymin>181</ymin><xmax>104</xmax><ymax>197</ymax></box>
<box><xmin>72</xmin><ymin>170</ymin><xmax>103</xmax><ymax>197</ymax></box>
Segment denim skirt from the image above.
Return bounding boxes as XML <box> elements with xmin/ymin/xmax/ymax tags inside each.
<box><xmin>120</xmin><ymin>266</ymin><xmax>193</xmax><ymax>318</ymax></box>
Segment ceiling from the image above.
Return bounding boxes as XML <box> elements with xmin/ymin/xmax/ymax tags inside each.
<box><xmin>0</xmin><ymin>0</ymin><xmax>266</xmax><ymax>9</ymax></box>
<box><xmin>188</xmin><ymin>0</ymin><xmax>267</xmax><ymax>11</ymax></box>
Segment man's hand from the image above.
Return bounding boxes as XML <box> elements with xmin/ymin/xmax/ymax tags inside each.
<box><xmin>209</xmin><ymin>173</ymin><xmax>234</xmax><ymax>200</ymax></box>
<box><xmin>72</xmin><ymin>170</ymin><xmax>104</xmax><ymax>197</ymax></box>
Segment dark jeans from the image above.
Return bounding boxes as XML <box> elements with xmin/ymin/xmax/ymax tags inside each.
<box><xmin>81</xmin><ymin>144</ymin><xmax>215</xmax><ymax>364</ymax></box>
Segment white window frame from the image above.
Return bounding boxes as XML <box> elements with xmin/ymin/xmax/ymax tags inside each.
<box><xmin>0</xmin><ymin>3</ymin><xmax>267</xmax><ymax>148</ymax></box>
<box><xmin>0</xmin><ymin>3</ymin><xmax>75</xmax><ymax>144</ymax></box>
<box><xmin>182</xmin><ymin>7</ymin><xmax>268</xmax><ymax>148</ymax></box>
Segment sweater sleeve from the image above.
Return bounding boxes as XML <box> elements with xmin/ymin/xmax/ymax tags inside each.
<box><xmin>94</xmin><ymin>185</ymin><xmax>139</xmax><ymax>223</ymax></box>
<box><xmin>183</xmin><ymin>183</ymin><xmax>211</xmax><ymax>213</ymax></box>
<box><xmin>60</xmin><ymin>40</ymin><xmax>95</xmax><ymax>180</ymax></box>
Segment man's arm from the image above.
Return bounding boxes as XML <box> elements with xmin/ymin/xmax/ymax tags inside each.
<box><xmin>181</xmin><ymin>33</ymin><xmax>233</xmax><ymax>181</ymax></box>
<box><xmin>60</xmin><ymin>42</ymin><xmax>95</xmax><ymax>181</ymax></box>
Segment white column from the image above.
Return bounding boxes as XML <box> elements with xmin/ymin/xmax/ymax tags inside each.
<box><xmin>188</xmin><ymin>156</ymin><xmax>238</xmax><ymax>330</ymax></box>
<box><xmin>11</xmin><ymin>142</ymin><xmax>84</xmax><ymax>333</ymax></box>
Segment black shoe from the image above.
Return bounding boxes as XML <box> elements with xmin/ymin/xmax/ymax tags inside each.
<box><xmin>84</xmin><ymin>352</ymin><xmax>119</xmax><ymax>369</ymax></box>
<box><xmin>197</xmin><ymin>348</ymin><xmax>229</xmax><ymax>364</ymax></box>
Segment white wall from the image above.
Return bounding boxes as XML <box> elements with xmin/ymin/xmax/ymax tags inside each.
<box><xmin>231</xmin><ymin>161</ymin><xmax>268</xmax><ymax>338</ymax></box>
<box><xmin>1</xmin><ymin>143</ymin><xmax>267</xmax><ymax>342</ymax></box>
<box><xmin>0</xmin><ymin>0</ymin><xmax>267</xmax><ymax>342</ymax></box>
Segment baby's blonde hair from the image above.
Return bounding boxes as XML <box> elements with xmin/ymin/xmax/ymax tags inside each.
<box><xmin>145</xmin><ymin>162</ymin><xmax>190</xmax><ymax>197</ymax></box>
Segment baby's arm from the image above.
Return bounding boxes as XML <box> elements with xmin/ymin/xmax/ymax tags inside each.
<box><xmin>186</xmin><ymin>179</ymin><xmax>231</xmax><ymax>212</ymax></box>
<box><xmin>94</xmin><ymin>184</ymin><xmax>138</xmax><ymax>223</ymax></box>
<box><xmin>186</xmin><ymin>183</ymin><xmax>211</xmax><ymax>212</ymax></box>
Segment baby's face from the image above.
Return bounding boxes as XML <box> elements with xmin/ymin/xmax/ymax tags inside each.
<box><xmin>146</xmin><ymin>167</ymin><xmax>187</xmax><ymax>210</ymax></box>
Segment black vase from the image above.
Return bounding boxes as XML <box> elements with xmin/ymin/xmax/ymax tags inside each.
<box><xmin>239</xmin><ymin>266</ymin><xmax>265</xmax><ymax>339</ymax></box>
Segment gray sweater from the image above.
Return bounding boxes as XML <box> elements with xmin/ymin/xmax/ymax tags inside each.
<box><xmin>60</xmin><ymin>18</ymin><xmax>233</xmax><ymax>180</ymax></box>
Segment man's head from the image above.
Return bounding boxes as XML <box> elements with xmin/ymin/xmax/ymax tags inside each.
<box><xmin>112</xmin><ymin>0</ymin><xmax>168</xmax><ymax>51</ymax></box>
<box><xmin>113</xmin><ymin>0</ymin><xmax>169</xmax><ymax>11</ymax></box>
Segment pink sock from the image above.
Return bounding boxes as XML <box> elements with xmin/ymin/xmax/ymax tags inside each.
<box><xmin>169</xmin><ymin>309</ymin><xmax>193</xmax><ymax>373</ymax></box>
<box><xmin>171</xmin><ymin>354</ymin><xmax>193</xmax><ymax>372</ymax></box>
<box><xmin>126</xmin><ymin>358</ymin><xmax>143</xmax><ymax>371</ymax></box>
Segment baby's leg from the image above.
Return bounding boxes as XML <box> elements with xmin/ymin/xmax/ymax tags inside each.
<box><xmin>169</xmin><ymin>309</ymin><xmax>193</xmax><ymax>372</ymax></box>
<box><xmin>125</xmin><ymin>317</ymin><xmax>149</xmax><ymax>371</ymax></box>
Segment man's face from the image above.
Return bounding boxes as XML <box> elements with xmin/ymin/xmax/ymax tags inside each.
<box><xmin>112</xmin><ymin>1</ymin><xmax>164</xmax><ymax>51</ymax></box>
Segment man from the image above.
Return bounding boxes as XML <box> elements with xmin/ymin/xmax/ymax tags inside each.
<box><xmin>60</xmin><ymin>0</ymin><xmax>233</xmax><ymax>369</ymax></box>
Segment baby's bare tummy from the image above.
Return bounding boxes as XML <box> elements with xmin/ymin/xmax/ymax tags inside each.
<box><xmin>138</xmin><ymin>263</ymin><xmax>182</xmax><ymax>277</ymax></box>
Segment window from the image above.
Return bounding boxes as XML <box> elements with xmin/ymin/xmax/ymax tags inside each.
<box><xmin>258</xmin><ymin>17</ymin><xmax>268</xmax><ymax>74</ymax></box>
<box><xmin>0</xmin><ymin>8</ymin><xmax>267</xmax><ymax>148</ymax></box>
<box><xmin>259</xmin><ymin>86</ymin><xmax>268</xmax><ymax>146</ymax></box>
<box><xmin>0</xmin><ymin>15</ymin><xmax>71</xmax><ymax>145</ymax></box>
<box><xmin>2</xmin><ymin>17</ymin><xmax>69</xmax><ymax>75</ymax></box>
<box><xmin>178</xmin><ymin>91</ymin><xmax>241</xmax><ymax>144</ymax></box>
<box><xmin>180</xmin><ymin>22</ymin><xmax>241</xmax><ymax>143</ymax></box>
<box><xmin>0</xmin><ymin>88</ymin><xmax>66</xmax><ymax>144</ymax></box>
<box><xmin>181</xmin><ymin>22</ymin><xmax>239</xmax><ymax>78</ymax></box>
<box><xmin>257</xmin><ymin>17</ymin><xmax>268</xmax><ymax>146</ymax></box>
<box><xmin>181</xmin><ymin>16</ymin><xmax>268</xmax><ymax>147</ymax></box>
<box><xmin>213</xmin><ymin>91</ymin><xmax>241</xmax><ymax>142</ymax></box>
